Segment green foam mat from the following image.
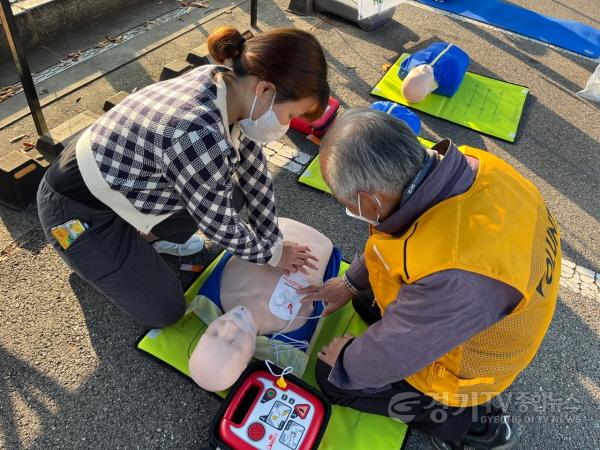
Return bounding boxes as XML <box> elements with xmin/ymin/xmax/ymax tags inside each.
<box><xmin>298</xmin><ymin>153</ymin><xmax>331</xmax><ymax>194</ymax></box>
<box><xmin>137</xmin><ymin>253</ymin><xmax>409</xmax><ymax>449</ymax></box>
<box><xmin>372</xmin><ymin>54</ymin><xmax>529</xmax><ymax>142</ymax></box>
<box><xmin>298</xmin><ymin>137</ymin><xmax>436</xmax><ymax>194</ymax></box>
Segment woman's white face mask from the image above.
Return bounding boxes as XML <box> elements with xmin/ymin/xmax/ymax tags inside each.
<box><xmin>239</xmin><ymin>91</ymin><xmax>289</xmax><ymax>144</ymax></box>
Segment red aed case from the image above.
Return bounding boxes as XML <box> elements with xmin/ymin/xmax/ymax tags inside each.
<box><xmin>210</xmin><ymin>361</ymin><xmax>331</xmax><ymax>450</ymax></box>
<box><xmin>290</xmin><ymin>97</ymin><xmax>340</xmax><ymax>137</ymax></box>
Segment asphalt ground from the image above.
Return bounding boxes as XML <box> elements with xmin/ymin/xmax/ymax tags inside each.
<box><xmin>0</xmin><ymin>0</ymin><xmax>599</xmax><ymax>448</ymax></box>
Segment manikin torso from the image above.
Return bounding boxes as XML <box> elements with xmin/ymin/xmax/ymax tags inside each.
<box><xmin>219</xmin><ymin>217</ymin><xmax>333</xmax><ymax>334</ymax></box>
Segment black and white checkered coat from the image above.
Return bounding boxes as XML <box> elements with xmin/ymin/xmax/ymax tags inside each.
<box><xmin>89</xmin><ymin>65</ymin><xmax>282</xmax><ymax>264</ymax></box>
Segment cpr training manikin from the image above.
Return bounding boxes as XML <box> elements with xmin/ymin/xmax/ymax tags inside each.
<box><xmin>399</xmin><ymin>42</ymin><xmax>470</xmax><ymax>103</ymax></box>
<box><xmin>188</xmin><ymin>218</ymin><xmax>339</xmax><ymax>392</ymax></box>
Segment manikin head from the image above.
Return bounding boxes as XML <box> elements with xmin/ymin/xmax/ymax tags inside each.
<box><xmin>189</xmin><ymin>306</ymin><xmax>256</xmax><ymax>392</ymax></box>
<box><xmin>401</xmin><ymin>64</ymin><xmax>438</xmax><ymax>103</ymax></box>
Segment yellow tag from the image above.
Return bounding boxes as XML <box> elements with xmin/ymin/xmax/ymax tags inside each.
<box><xmin>276</xmin><ymin>376</ymin><xmax>287</xmax><ymax>389</ymax></box>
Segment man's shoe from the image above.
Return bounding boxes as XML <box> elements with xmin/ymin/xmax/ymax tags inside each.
<box><xmin>430</xmin><ymin>415</ymin><xmax>523</xmax><ymax>450</ymax></box>
<box><xmin>152</xmin><ymin>235</ymin><xmax>205</xmax><ymax>256</ymax></box>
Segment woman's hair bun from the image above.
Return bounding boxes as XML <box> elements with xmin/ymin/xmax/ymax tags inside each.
<box><xmin>207</xmin><ymin>27</ymin><xmax>245</xmax><ymax>63</ymax></box>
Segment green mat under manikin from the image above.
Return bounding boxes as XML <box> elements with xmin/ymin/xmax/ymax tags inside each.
<box><xmin>298</xmin><ymin>137</ymin><xmax>436</xmax><ymax>194</ymax></box>
<box><xmin>137</xmin><ymin>253</ymin><xmax>409</xmax><ymax>450</ymax></box>
<box><xmin>372</xmin><ymin>54</ymin><xmax>529</xmax><ymax>142</ymax></box>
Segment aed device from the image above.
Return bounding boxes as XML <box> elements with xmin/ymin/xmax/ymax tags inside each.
<box><xmin>210</xmin><ymin>361</ymin><xmax>331</xmax><ymax>450</ymax></box>
<box><xmin>290</xmin><ymin>97</ymin><xmax>340</xmax><ymax>138</ymax></box>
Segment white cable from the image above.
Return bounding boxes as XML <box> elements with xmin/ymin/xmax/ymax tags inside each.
<box><xmin>268</xmin><ymin>301</ymin><xmax>326</xmax><ymax>365</ymax></box>
<box><xmin>265</xmin><ymin>359</ymin><xmax>294</xmax><ymax>378</ymax></box>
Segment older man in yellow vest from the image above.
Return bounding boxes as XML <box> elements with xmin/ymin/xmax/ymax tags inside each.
<box><xmin>299</xmin><ymin>108</ymin><xmax>561</xmax><ymax>450</ymax></box>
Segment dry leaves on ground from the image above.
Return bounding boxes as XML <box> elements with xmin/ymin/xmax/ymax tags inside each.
<box><xmin>144</xmin><ymin>20</ymin><xmax>159</xmax><ymax>30</ymax></box>
<box><xmin>106</xmin><ymin>35</ymin><xmax>124</xmax><ymax>43</ymax></box>
<box><xmin>0</xmin><ymin>85</ymin><xmax>19</xmax><ymax>103</ymax></box>
<box><xmin>179</xmin><ymin>0</ymin><xmax>210</xmax><ymax>7</ymax></box>
<box><xmin>94</xmin><ymin>34</ymin><xmax>124</xmax><ymax>49</ymax></box>
<box><xmin>9</xmin><ymin>134</ymin><xmax>29</xmax><ymax>143</ymax></box>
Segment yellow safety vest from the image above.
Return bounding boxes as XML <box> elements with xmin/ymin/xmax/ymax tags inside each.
<box><xmin>364</xmin><ymin>146</ymin><xmax>561</xmax><ymax>407</ymax></box>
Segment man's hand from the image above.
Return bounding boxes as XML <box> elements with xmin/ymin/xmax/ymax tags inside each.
<box><xmin>317</xmin><ymin>334</ymin><xmax>354</xmax><ymax>367</ymax></box>
<box><xmin>297</xmin><ymin>277</ymin><xmax>353</xmax><ymax>316</ymax></box>
<box><xmin>277</xmin><ymin>241</ymin><xmax>319</xmax><ymax>275</ymax></box>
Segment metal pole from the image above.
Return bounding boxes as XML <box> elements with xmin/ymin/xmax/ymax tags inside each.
<box><xmin>250</xmin><ymin>0</ymin><xmax>257</xmax><ymax>28</ymax></box>
<box><xmin>0</xmin><ymin>0</ymin><xmax>47</xmax><ymax>135</ymax></box>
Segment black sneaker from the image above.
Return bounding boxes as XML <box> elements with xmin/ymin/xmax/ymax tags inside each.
<box><xmin>430</xmin><ymin>415</ymin><xmax>523</xmax><ymax>450</ymax></box>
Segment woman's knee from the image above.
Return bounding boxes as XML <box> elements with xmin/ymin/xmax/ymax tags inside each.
<box><xmin>91</xmin><ymin>270</ymin><xmax>186</xmax><ymax>328</ymax></box>
<box><xmin>135</xmin><ymin>295</ymin><xmax>186</xmax><ymax>329</ymax></box>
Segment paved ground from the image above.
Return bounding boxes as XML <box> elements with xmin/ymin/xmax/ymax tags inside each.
<box><xmin>0</xmin><ymin>0</ymin><xmax>599</xmax><ymax>448</ymax></box>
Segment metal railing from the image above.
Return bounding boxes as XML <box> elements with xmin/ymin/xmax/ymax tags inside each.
<box><xmin>0</xmin><ymin>0</ymin><xmax>47</xmax><ymax>134</ymax></box>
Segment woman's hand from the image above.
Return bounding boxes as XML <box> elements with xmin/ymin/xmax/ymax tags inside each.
<box><xmin>277</xmin><ymin>241</ymin><xmax>319</xmax><ymax>275</ymax></box>
<box><xmin>297</xmin><ymin>277</ymin><xmax>353</xmax><ymax>316</ymax></box>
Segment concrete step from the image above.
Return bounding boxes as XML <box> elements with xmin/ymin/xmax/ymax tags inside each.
<box><xmin>103</xmin><ymin>91</ymin><xmax>129</xmax><ymax>112</ymax></box>
<box><xmin>0</xmin><ymin>148</ymin><xmax>49</xmax><ymax>210</ymax></box>
<box><xmin>36</xmin><ymin>111</ymin><xmax>98</xmax><ymax>159</ymax></box>
<box><xmin>159</xmin><ymin>59</ymin><xmax>195</xmax><ymax>81</ymax></box>
<box><xmin>186</xmin><ymin>44</ymin><xmax>215</xmax><ymax>67</ymax></box>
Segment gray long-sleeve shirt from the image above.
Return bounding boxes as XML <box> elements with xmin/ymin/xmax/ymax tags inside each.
<box><xmin>329</xmin><ymin>140</ymin><xmax>522</xmax><ymax>391</ymax></box>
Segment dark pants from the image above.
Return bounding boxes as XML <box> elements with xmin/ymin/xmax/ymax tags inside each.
<box><xmin>315</xmin><ymin>290</ymin><xmax>492</xmax><ymax>441</ymax></box>
<box><xmin>37</xmin><ymin>176</ymin><xmax>187</xmax><ymax>328</ymax></box>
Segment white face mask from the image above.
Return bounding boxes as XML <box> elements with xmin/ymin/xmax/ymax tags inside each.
<box><xmin>345</xmin><ymin>193</ymin><xmax>382</xmax><ymax>226</ymax></box>
<box><xmin>239</xmin><ymin>91</ymin><xmax>289</xmax><ymax>144</ymax></box>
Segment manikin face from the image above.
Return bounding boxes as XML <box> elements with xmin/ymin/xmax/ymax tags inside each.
<box><xmin>189</xmin><ymin>306</ymin><xmax>256</xmax><ymax>392</ymax></box>
<box><xmin>401</xmin><ymin>64</ymin><xmax>437</xmax><ymax>103</ymax></box>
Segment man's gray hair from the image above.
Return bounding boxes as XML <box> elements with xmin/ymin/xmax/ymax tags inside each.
<box><xmin>321</xmin><ymin>108</ymin><xmax>426</xmax><ymax>204</ymax></box>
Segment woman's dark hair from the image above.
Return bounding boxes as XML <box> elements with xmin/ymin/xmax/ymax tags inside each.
<box><xmin>207</xmin><ymin>27</ymin><xmax>329</xmax><ymax>120</ymax></box>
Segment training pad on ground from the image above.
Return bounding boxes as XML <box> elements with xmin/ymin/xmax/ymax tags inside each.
<box><xmin>415</xmin><ymin>0</ymin><xmax>600</xmax><ymax>59</ymax></box>
<box><xmin>372</xmin><ymin>54</ymin><xmax>529</xmax><ymax>142</ymax></box>
<box><xmin>298</xmin><ymin>137</ymin><xmax>435</xmax><ymax>194</ymax></box>
<box><xmin>137</xmin><ymin>253</ymin><xmax>409</xmax><ymax>449</ymax></box>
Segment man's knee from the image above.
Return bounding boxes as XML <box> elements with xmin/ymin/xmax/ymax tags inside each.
<box><xmin>315</xmin><ymin>359</ymin><xmax>332</xmax><ymax>389</ymax></box>
<box><xmin>315</xmin><ymin>360</ymin><xmax>353</xmax><ymax>405</ymax></box>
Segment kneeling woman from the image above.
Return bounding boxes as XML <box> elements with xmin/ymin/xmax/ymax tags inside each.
<box><xmin>37</xmin><ymin>27</ymin><xmax>329</xmax><ymax>328</ymax></box>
